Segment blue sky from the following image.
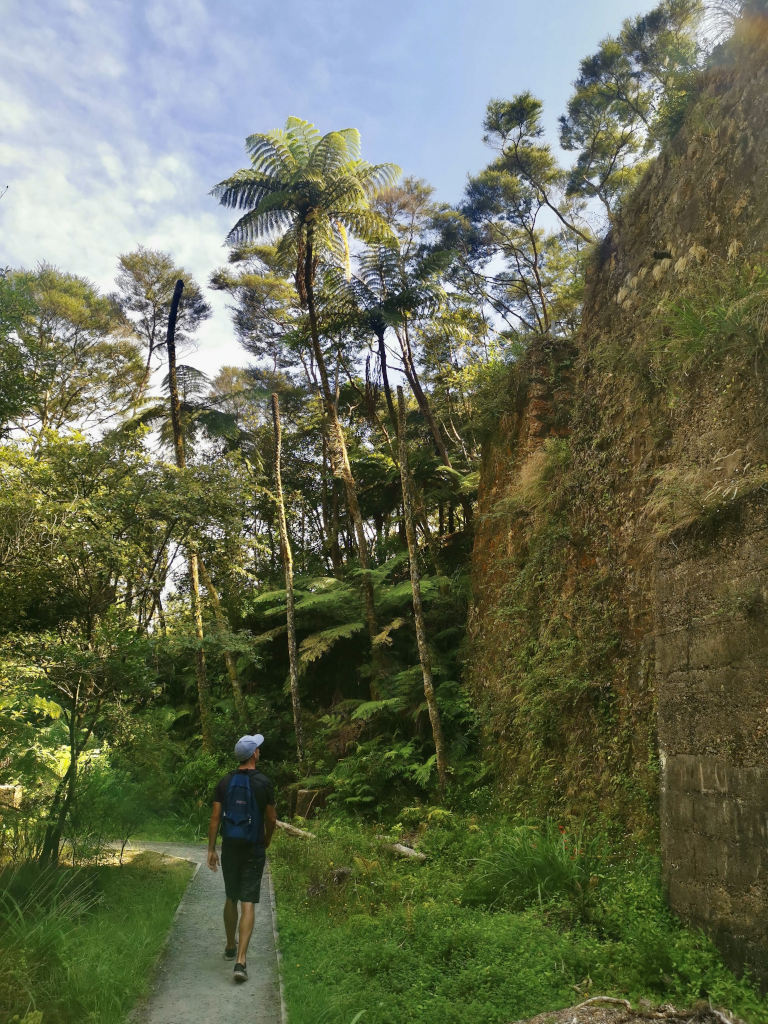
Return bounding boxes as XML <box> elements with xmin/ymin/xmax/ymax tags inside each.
<box><xmin>1</xmin><ymin>0</ymin><xmax>648</xmax><ymax>375</ymax></box>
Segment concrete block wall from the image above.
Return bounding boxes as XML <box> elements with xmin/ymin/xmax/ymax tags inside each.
<box><xmin>654</xmin><ymin>503</ymin><xmax>768</xmax><ymax>986</ymax></box>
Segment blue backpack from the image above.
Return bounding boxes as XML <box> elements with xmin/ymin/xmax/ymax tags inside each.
<box><xmin>221</xmin><ymin>773</ymin><xmax>264</xmax><ymax>844</ymax></box>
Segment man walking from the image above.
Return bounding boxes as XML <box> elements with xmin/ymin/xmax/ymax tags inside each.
<box><xmin>207</xmin><ymin>733</ymin><xmax>277</xmax><ymax>982</ymax></box>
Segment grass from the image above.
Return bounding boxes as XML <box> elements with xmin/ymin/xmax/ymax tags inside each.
<box><xmin>0</xmin><ymin>851</ymin><xmax>193</xmax><ymax>1024</ymax></box>
<box><xmin>270</xmin><ymin>812</ymin><xmax>768</xmax><ymax>1024</ymax></box>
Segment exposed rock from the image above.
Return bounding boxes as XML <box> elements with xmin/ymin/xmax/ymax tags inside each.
<box><xmin>509</xmin><ymin>999</ymin><xmax>743</xmax><ymax>1024</ymax></box>
<box><xmin>470</xmin><ymin>18</ymin><xmax>768</xmax><ymax>985</ymax></box>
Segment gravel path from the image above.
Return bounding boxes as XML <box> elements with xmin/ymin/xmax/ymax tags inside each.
<box><xmin>127</xmin><ymin>842</ymin><xmax>285</xmax><ymax>1024</ymax></box>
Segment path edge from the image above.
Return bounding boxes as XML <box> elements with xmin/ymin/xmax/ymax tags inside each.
<box><xmin>125</xmin><ymin>845</ymin><xmax>202</xmax><ymax>1023</ymax></box>
<box><xmin>267</xmin><ymin>856</ymin><xmax>289</xmax><ymax>1024</ymax></box>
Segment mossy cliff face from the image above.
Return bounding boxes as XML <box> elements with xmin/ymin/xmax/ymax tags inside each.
<box><xmin>469</xmin><ymin>17</ymin><xmax>768</xmax><ymax>981</ymax></box>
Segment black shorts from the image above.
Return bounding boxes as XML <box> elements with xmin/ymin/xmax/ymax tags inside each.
<box><xmin>221</xmin><ymin>839</ymin><xmax>267</xmax><ymax>903</ymax></box>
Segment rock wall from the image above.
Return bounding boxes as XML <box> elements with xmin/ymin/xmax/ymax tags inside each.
<box><xmin>655</xmin><ymin>500</ymin><xmax>768</xmax><ymax>986</ymax></box>
<box><xmin>470</xmin><ymin>16</ymin><xmax>768</xmax><ymax>978</ymax></box>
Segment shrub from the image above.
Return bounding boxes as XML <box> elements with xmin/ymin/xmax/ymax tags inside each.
<box><xmin>462</xmin><ymin>819</ymin><xmax>603</xmax><ymax>920</ymax></box>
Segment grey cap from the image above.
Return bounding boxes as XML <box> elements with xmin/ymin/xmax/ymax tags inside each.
<box><xmin>234</xmin><ymin>733</ymin><xmax>264</xmax><ymax>760</ymax></box>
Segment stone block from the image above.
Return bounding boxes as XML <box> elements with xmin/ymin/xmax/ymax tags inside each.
<box><xmin>654</xmin><ymin>632</ymin><xmax>689</xmax><ymax>676</ymax></box>
<box><xmin>0</xmin><ymin>785</ymin><xmax>22</xmax><ymax>809</ymax></box>
<box><xmin>294</xmin><ymin>788</ymin><xmax>329</xmax><ymax>819</ymax></box>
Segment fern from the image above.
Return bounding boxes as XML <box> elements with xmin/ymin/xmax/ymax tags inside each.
<box><xmin>372</xmin><ymin>617</ymin><xmax>407</xmax><ymax>647</ymax></box>
<box><xmin>350</xmin><ymin>696</ymin><xmax>407</xmax><ymax>721</ymax></box>
<box><xmin>298</xmin><ymin>621</ymin><xmax>365</xmax><ymax>671</ymax></box>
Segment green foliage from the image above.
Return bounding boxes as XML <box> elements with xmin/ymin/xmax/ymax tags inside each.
<box><xmin>212</xmin><ymin>117</ymin><xmax>401</xmax><ymax>284</ymax></box>
<box><xmin>270</xmin><ymin>812</ymin><xmax>768</xmax><ymax>1024</ymax></box>
<box><xmin>650</xmin><ymin>253</ymin><xmax>768</xmax><ymax>377</ymax></box>
<box><xmin>115</xmin><ymin>245</ymin><xmax>212</xmax><ymax>376</ymax></box>
<box><xmin>299</xmin><ymin>620</ymin><xmax>365</xmax><ymax>671</ymax></box>
<box><xmin>3</xmin><ymin>264</ymin><xmax>144</xmax><ymax>436</ymax></box>
<box><xmin>463</xmin><ymin>820</ymin><xmax>603</xmax><ymax>919</ymax></box>
<box><xmin>0</xmin><ymin>854</ymin><xmax>192</xmax><ymax>1023</ymax></box>
<box><xmin>0</xmin><ymin>271</ymin><xmax>38</xmax><ymax>437</ymax></box>
<box><xmin>326</xmin><ymin>737</ymin><xmax>436</xmax><ymax>812</ymax></box>
<box><xmin>462</xmin><ymin>93</ymin><xmax>590</xmax><ymax>340</ymax></box>
<box><xmin>560</xmin><ymin>0</ymin><xmax>703</xmax><ymax>216</ymax></box>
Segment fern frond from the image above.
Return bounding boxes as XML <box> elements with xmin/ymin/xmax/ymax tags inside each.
<box><xmin>359</xmin><ymin>161</ymin><xmax>402</xmax><ymax>195</ymax></box>
<box><xmin>377</xmin><ymin>576</ymin><xmax>446</xmax><ymax>614</ymax></box>
<box><xmin>336</xmin><ymin>209</ymin><xmax>395</xmax><ymax>246</ymax></box>
<box><xmin>163</xmin><ymin>364</ymin><xmax>210</xmax><ymax>398</ymax></box>
<box><xmin>283</xmin><ymin>117</ymin><xmax>322</xmax><ymax>162</ymax></box>
<box><xmin>248</xmin><ymin>589</ymin><xmax>287</xmax><ymax>610</ymax></box>
<box><xmin>119</xmin><ymin>401</ymin><xmax>168</xmax><ymax>430</ymax></box>
<box><xmin>372</xmin><ymin>617</ymin><xmax>407</xmax><ymax>647</ymax></box>
<box><xmin>192</xmin><ymin>406</ymin><xmax>240</xmax><ymax>441</ymax></box>
<box><xmin>293</xmin><ymin>586</ymin><xmax>359</xmax><ymax>615</ymax></box>
<box><xmin>210</xmin><ymin>168</ymin><xmax>278</xmax><ymax>209</ymax></box>
<box><xmin>350</xmin><ymin>696</ymin><xmax>407</xmax><ymax>721</ymax></box>
<box><xmin>252</xmin><ymin>624</ymin><xmax>287</xmax><ymax>646</ymax></box>
<box><xmin>298</xmin><ymin>620</ymin><xmax>365</xmax><ymax>670</ymax></box>
<box><xmin>246</xmin><ymin>130</ymin><xmax>299</xmax><ymax>176</ymax></box>
<box><xmin>307</xmin><ymin>131</ymin><xmax>355</xmax><ymax>177</ymax></box>
<box><xmin>225</xmin><ymin>206</ymin><xmax>295</xmax><ymax>245</ymax></box>
<box><xmin>299</xmin><ymin>576</ymin><xmax>348</xmax><ymax>592</ymax></box>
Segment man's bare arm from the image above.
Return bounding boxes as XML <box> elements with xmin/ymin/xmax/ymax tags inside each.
<box><xmin>207</xmin><ymin>801</ymin><xmax>222</xmax><ymax>870</ymax></box>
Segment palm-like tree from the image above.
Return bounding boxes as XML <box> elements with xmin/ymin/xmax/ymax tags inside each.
<box><xmin>212</xmin><ymin>118</ymin><xmax>400</xmax><ymax>649</ymax></box>
<box><xmin>333</xmin><ymin>242</ymin><xmax>453</xmax><ymax>462</ymax></box>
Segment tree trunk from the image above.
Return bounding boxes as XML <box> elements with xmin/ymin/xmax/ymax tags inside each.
<box><xmin>303</xmin><ymin>235</ymin><xmax>377</xmax><ymax>651</ymax></box>
<box><xmin>396</xmin><ymin>322</ymin><xmax>452</xmax><ymax>468</ymax></box>
<box><xmin>39</xmin><ymin>697</ymin><xmax>80</xmax><ymax>867</ymax></box>
<box><xmin>166</xmin><ymin>279</ymin><xmax>214</xmax><ymax>752</ymax></box>
<box><xmin>272</xmin><ymin>393</ymin><xmax>305</xmax><ymax>768</ymax></box>
<box><xmin>376</xmin><ymin>328</ymin><xmax>397</xmax><ymax>431</ymax></box>
<box><xmin>197</xmin><ymin>557</ymin><xmax>249</xmax><ymax>729</ymax></box>
<box><xmin>321</xmin><ymin>432</ymin><xmax>344</xmax><ymax>577</ymax></box>
<box><xmin>39</xmin><ymin>764</ymin><xmax>73</xmax><ymax>866</ymax></box>
<box><xmin>397</xmin><ymin>387</ymin><xmax>448</xmax><ymax>795</ymax></box>
<box><xmin>153</xmin><ymin>590</ymin><xmax>167</xmax><ymax>636</ymax></box>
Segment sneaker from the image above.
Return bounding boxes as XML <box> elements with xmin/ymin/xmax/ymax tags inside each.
<box><xmin>224</xmin><ymin>946</ymin><xmax>236</xmax><ymax>960</ymax></box>
<box><xmin>234</xmin><ymin>962</ymin><xmax>248</xmax><ymax>983</ymax></box>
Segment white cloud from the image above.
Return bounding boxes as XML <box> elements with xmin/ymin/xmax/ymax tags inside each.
<box><xmin>4</xmin><ymin>88</ymin><xmax>33</xmax><ymax>132</ymax></box>
<box><xmin>144</xmin><ymin>0</ymin><xmax>210</xmax><ymax>54</ymax></box>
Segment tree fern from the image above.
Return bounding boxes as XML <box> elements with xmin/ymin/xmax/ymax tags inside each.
<box><xmin>298</xmin><ymin>620</ymin><xmax>365</xmax><ymax>672</ymax></box>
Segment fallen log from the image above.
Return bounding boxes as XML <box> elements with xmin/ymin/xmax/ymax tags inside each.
<box><xmin>375</xmin><ymin>836</ymin><xmax>427</xmax><ymax>861</ymax></box>
<box><xmin>275</xmin><ymin>821</ymin><xmax>425</xmax><ymax>860</ymax></box>
<box><xmin>276</xmin><ymin>819</ymin><xmax>316</xmax><ymax>839</ymax></box>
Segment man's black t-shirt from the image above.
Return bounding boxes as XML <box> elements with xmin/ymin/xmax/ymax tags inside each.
<box><xmin>213</xmin><ymin>768</ymin><xmax>275</xmax><ymax>846</ymax></box>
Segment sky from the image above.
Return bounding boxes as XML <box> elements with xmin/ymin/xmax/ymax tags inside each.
<box><xmin>1</xmin><ymin>0</ymin><xmax>650</xmax><ymax>378</ymax></box>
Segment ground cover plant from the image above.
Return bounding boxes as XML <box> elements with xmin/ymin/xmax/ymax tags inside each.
<box><xmin>0</xmin><ymin>852</ymin><xmax>193</xmax><ymax>1024</ymax></box>
<box><xmin>270</xmin><ymin>812</ymin><xmax>768</xmax><ymax>1024</ymax></box>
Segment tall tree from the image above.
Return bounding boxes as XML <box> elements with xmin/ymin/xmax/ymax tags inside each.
<box><xmin>271</xmin><ymin>392</ymin><xmax>305</xmax><ymax>767</ymax></box>
<box><xmin>397</xmin><ymin>387</ymin><xmax>447</xmax><ymax>794</ymax></box>
<box><xmin>462</xmin><ymin>94</ymin><xmax>589</xmax><ymax>340</ymax></box>
<box><xmin>4</xmin><ymin>265</ymin><xmax>144</xmax><ymax>437</ymax></box>
<box><xmin>559</xmin><ymin>0</ymin><xmax>703</xmax><ymax>218</ymax></box>
<box><xmin>165</xmin><ymin>280</ymin><xmax>214</xmax><ymax>752</ymax></box>
<box><xmin>115</xmin><ymin>246</ymin><xmax>212</xmax><ymax>392</ymax></box>
<box><xmin>212</xmin><ymin>117</ymin><xmax>400</xmax><ymax>649</ymax></box>
<box><xmin>0</xmin><ymin>270</ymin><xmax>38</xmax><ymax>436</ymax></box>
<box><xmin>331</xmin><ymin>241</ymin><xmax>454</xmax><ymax>462</ymax></box>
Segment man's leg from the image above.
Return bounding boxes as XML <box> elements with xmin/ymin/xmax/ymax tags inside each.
<box><xmin>224</xmin><ymin>898</ymin><xmax>238</xmax><ymax>950</ymax></box>
<box><xmin>235</xmin><ymin>845</ymin><xmax>265</xmax><ymax>969</ymax></box>
<box><xmin>236</xmin><ymin>901</ymin><xmax>255</xmax><ymax>964</ymax></box>
<box><xmin>220</xmin><ymin>840</ymin><xmax>240</xmax><ymax>954</ymax></box>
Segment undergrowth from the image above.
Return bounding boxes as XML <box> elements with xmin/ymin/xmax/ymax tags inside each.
<box><xmin>0</xmin><ymin>852</ymin><xmax>193</xmax><ymax>1023</ymax></box>
<box><xmin>271</xmin><ymin>811</ymin><xmax>768</xmax><ymax>1024</ymax></box>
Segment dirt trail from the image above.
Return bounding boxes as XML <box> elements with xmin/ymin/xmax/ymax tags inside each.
<box><xmin>127</xmin><ymin>842</ymin><xmax>285</xmax><ymax>1024</ymax></box>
